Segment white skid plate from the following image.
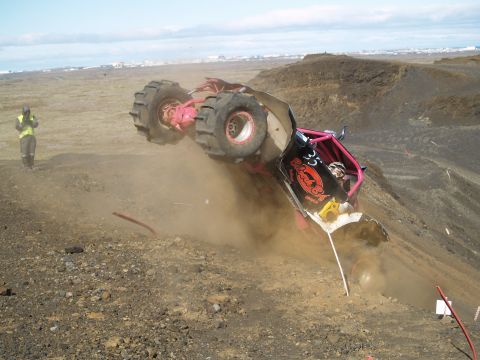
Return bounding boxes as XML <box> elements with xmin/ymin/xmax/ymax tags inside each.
<box><xmin>307</xmin><ymin>211</ymin><xmax>363</xmax><ymax>234</ymax></box>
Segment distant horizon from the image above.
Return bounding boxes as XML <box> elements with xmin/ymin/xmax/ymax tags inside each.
<box><xmin>2</xmin><ymin>0</ymin><xmax>479</xmax><ymax>73</ymax></box>
<box><xmin>1</xmin><ymin>45</ymin><xmax>478</xmax><ymax>74</ymax></box>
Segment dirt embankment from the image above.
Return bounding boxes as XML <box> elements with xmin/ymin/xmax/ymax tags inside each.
<box><xmin>434</xmin><ymin>54</ymin><xmax>480</xmax><ymax>65</ymax></box>
<box><xmin>249</xmin><ymin>53</ymin><xmax>480</xmax><ymax>130</ymax></box>
<box><xmin>250</xmin><ymin>54</ymin><xmax>480</xmax><ymax>314</ymax></box>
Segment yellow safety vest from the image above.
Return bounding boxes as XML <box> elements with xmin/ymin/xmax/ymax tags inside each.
<box><xmin>17</xmin><ymin>114</ymin><xmax>35</xmax><ymax>139</ymax></box>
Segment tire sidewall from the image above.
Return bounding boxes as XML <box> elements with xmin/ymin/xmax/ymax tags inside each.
<box><xmin>213</xmin><ymin>94</ymin><xmax>267</xmax><ymax>158</ymax></box>
<box><xmin>148</xmin><ymin>86</ymin><xmax>191</xmax><ymax>141</ymax></box>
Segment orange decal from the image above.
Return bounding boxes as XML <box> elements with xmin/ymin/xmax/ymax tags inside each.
<box><xmin>290</xmin><ymin>158</ymin><xmax>328</xmax><ymax>202</ymax></box>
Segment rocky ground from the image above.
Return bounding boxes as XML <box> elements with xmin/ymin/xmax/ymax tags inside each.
<box><xmin>1</xmin><ymin>159</ymin><xmax>477</xmax><ymax>360</ymax></box>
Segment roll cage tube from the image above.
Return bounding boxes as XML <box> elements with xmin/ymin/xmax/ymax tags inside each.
<box><xmin>162</xmin><ymin>79</ymin><xmax>248</xmax><ymax>131</ymax></box>
<box><xmin>190</xmin><ymin>78</ymin><xmax>246</xmax><ymax>95</ymax></box>
<box><xmin>297</xmin><ymin>128</ymin><xmax>364</xmax><ymax>199</ymax></box>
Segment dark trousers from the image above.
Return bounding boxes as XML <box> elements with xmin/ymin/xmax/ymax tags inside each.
<box><xmin>20</xmin><ymin>135</ymin><xmax>36</xmax><ymax>168</ymax></box>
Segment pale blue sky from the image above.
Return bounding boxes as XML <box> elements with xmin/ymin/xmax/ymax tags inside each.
<box><xmin>1</xmin><ymin>0</ymin><xmax>479</xmax><ymax>71</ymax></box>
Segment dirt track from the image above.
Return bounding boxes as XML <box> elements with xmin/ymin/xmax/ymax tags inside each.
<box><xmin>1</xmin><ymin>57</ymin><xmax>479</xmax><ymax>359</ymax></box>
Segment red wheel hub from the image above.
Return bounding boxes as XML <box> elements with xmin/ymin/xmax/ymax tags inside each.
<box><xmin>225</xmin><ymin>111</ymin><xmax>255</xmax><ymax>144</ymax></box>
<box><xmin>158</xmin><ymin>98</ymin><xmax>181</xmax><ymax>125</ymax></box>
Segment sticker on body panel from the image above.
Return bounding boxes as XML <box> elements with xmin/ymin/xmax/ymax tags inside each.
<box><xmin>290</xmin><ymin>157</ymin><xmax>328</xmax><ymax>203</ymax></box>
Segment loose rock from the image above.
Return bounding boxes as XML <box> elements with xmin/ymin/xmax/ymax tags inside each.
<box><xmin>65</xmin><ymin>261</ymin><xmax>75</xmax><ymax>271</ymax></box>
<box><xmin>207</xmin><ymin>294</ymin><xmax>229</xmax><ymax>304</ymax></box>
<box><xmin>65</xmin><ymin>246</ymin><xmax>84</xmax><ymax>254</ymax></box>
<box><xmin>86</xmin><ymin>312</ymin><xmax>105</xmax><ymax>320</ymax></box>
<box><xmin>105</xmin><ymin>336</ymin><xmax>122</xmax><ymax>349</ymax></box>
<box><xmin>216</xmin><ymin>320</ymin><xmax>226</xmax><ymax>329</ymax></box>
<box><xmin>327</xmin><ymin>333</ymin><xmax>340</xmax><ymax>344</ymax></box>
<box><xmin>101</xmin><ymin>290</ymin><xmax>111</xmax><ymax>301</ymax></box>
<box><xmin>50</xmin><ymin>325</ymin><xmax>59</xmax><ymax>332</ymax></box>
<box><xmin>0</xmin><ymin>287</ymin><xmax>13</xmax><ymax>296</ymax></box>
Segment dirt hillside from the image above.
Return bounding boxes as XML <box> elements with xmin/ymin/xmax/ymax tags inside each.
<box><xmin>1</xmin><ymin>57</ymin><xmax>479</xmax><ymax>359</ymax></box>
<box><xmin>249</xmin><ymin>53</ymin><xmax>480</xmax><ymax>130</ymax></box>
<box><xmin>250</xmin><ymin>53</ymin><xmax>480</xmax><ymax>311</ymax></box>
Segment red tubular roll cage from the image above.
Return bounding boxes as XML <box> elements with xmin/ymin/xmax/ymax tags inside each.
<box><xmin>297</xmin><ymin>128</ymin><xmax>364</xmax><ymax>199</ymax></box>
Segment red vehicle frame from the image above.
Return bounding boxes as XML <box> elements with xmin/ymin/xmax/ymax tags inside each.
<box><xmin>160</xmin><ymin>78</ymin><xmax>247</xmax><ymax>132</ymax></box>
<box><xmin>157</xmin><ymin>77</ymin><xmax>364</xmax><ymax>205</ymax></box>
<box><xmin>297</xmin><ymin>128</ymin><xmax>364</xmax><ymax>199</ymax></box>
<box><xmin>130</xmin><ymin>77</ymin><xmax>389</xmax><ymax>291</ymax></box>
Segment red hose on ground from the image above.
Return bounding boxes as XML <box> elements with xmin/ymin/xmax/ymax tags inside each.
<box><xmin>112</xmin><ymin>212</ymin><xmax>158</xmax><ymax>236</ymax></box>
<box><xmin>436</xmin><ymin>285</ymin><xmax>477</xmax><ymax>360</ymax></box>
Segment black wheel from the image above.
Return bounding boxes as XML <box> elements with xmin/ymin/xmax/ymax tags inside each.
<box><xmin>195</xmin><ymin>92</ymin><xmax>267</xmax><ymax>159</ymax></box>
<box><xmin>332</xmin><ymin>221</ymin><xmax>388</xmax><ymax>293</ymax></box>
<box><xmin>130</xmin><ymin>80</ymin><xmax>192</xmax><ymax>144</ymax></box>
<box><xmin>349</xmin><ymin>252</ymin><xmax>386</xmax><ymax>292</ymax></box>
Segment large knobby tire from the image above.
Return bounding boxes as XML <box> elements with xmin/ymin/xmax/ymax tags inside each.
<box><xmin>349</xmin><ymin>252</ymin><xmax>386</xmax><ymax>293</ymax></box>
<box><xmin>195</xmin><ymin>92</ymin><xmax>267</xmax><ymax>160</ymax></box>
<box><xmin>332</xmin><ymin>220</ymin><xmax>388</xmax><ymax>294</ymax></box>
<box><xmin>130</xmin><ymin>80</ymin><xmax>192</xmax><ymax>144</ymax></box>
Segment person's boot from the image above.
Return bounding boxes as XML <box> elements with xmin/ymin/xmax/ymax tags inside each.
<box><xmin>27</xmin><ymin>155</ymin><xmax>35</xmax><ymax>169</ymax></box>
<box><xmin>21</xmin><ymin>156</ymin><xmax>29</xmax><ymax>168</ymax></box>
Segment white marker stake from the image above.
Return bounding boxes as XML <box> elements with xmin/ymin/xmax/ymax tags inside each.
<box><xmin>326</xmin><ymin>231</ymin><xmax>349</xmax><ymax>297</ymax></box>
<box><xmin>436</xmin><ymin>299</ymin><xmax>452</xmax><ymax>316</ymax></box>
<box><xmin>474</xmin><ymin>306</ymin><xmax>480</xmax><ymax>322</ymax></box>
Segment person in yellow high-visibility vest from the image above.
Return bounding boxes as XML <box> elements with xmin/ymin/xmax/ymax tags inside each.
<box><xmin>15</xmin><ymin>105</ymin><xmax>39</xmax><ymax>169</ymax></box>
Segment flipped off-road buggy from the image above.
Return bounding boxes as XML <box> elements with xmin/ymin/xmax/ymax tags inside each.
<box><xmin>130</xmin><ymin>78</ymin><xmax>388</xmax><ymax>292</ymax></box>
